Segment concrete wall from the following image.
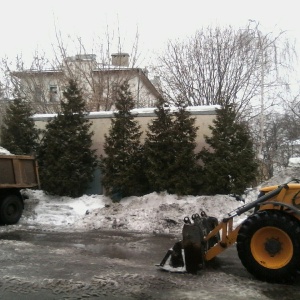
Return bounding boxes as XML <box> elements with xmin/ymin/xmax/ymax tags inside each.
<box><xmin>33</xmin><ymin>106</ymin><xmax>218</xmax><ymax>157</ymax></box>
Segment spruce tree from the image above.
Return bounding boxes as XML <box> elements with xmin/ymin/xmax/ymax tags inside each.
<box><xmin>0</xmin><ymin>97</ymin><xmax>39</xmax><ymax>155</ymax></box>
<box><xmin>38</xmin><ymin>79</ymin><xmax>97</xmax><ymax>197</ymax></box>
<box><xmin>199</xmin><ymin>105</ymin><xmax>258</xmax><ymax>195</ymax></box>
<box><xmin>144</xmin><ymin>98</ymin><xmax>175</xmax><ymax>193</ymax></box>
<box><xmin>171</xmin><ymin>99</ymin><xmax>201</xmax><ymax>194</ymax></box>
<box><xmin>101</xmin><ymin>81</ymin><xmax>147</xmax><ymax>200</ymax></box>
<box><xmin>145</xmin><ymin>98</ymin><xmax>201</xmax><ymax>195</ymax></box>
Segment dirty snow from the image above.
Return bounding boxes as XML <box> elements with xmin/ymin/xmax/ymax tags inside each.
<box><xmin>6</xmin><ymin>157</ymin><xmax>298</xmax><ymax>236</ymax></box>
<box><xmin>1</xmin><ymin>141</ymin><xmax>299</xmax><ymax>235</ymax></box>
<box><xmin>0</xmin><ymin>146</ymin><xmax>12</xmax><ymax>155</ymax></box>
<box><xmin>18</xmin><ymin>190</ymin><xmax>252</xmax><ymax>235</ymax></box>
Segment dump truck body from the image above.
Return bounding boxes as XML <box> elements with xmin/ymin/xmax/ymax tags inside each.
<box><xmin>0</xmin><ymin>154</ymin><xmax>39</xmax><ymax>224</ymax></box>
<box><xmin>0</xmin><ymin>154</ymin><xmax>40</xmax><ymax>188</ymax></box>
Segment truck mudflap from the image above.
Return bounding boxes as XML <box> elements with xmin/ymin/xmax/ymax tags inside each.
<box><xmin>157</xmin><ymin>211</ymin><xmax>219</xmax><ymax>274</ymax></box>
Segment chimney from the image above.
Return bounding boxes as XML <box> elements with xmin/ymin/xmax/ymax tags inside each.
<box><xmin>111</xmin><ymin>53</ymin><xmax>129</xmax><ymax>67</ymax></box>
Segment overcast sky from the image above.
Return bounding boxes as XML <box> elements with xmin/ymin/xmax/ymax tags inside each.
<box><xmin>1</xmin><ymin>0</ymin><xmax>299</xmax><ymax>68</ymax></box>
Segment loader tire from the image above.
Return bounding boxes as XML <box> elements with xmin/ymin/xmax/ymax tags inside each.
<box><xmin>237</xmin><ymin>210</ymin><xmax>300</xmax><ymax>283</ymax></box>
<box><xmin>0</xmin><ymin>194</ymin><xmax>23</xmax><ymax>225</ymax></box>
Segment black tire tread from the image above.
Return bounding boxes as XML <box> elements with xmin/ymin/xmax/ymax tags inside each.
<box><xmin>237</xmin><ymin>210</ymin><xmax>300</xmax><ymax>283</ymax></box>
<box><xmin>0</xmin><ymin>194</ymin><xmax>23</xmax><ymax>225</ymax></box>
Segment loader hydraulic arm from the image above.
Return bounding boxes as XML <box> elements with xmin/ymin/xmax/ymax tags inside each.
<box><xmin>204</xmin><ymin>217</ymin><xmax>240</xmax><ymax>260</ymax></box>
<box><xmin>204</xmin><ymin>184</ymin><xmax>289</xmax><ymax>260</ymax></box>
<box><xmin>229</xmin><ymin>184</ymin><xmax>286</xmax><ymax>217</ymax></box>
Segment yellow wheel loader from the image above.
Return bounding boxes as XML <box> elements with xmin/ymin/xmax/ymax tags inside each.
<box><xmin>157</xmin><ymin>179</ymin><xmax>300</xmax><ymax>283</ymax></box>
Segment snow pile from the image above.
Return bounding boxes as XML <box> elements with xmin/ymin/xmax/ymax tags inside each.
<box><xmin>73</xmin><ymin>192</ymin><xmax>251</xmax><ymax>234</ymax></box>
<box><xmin>0</xmin><ymin>146</ymin><xmax>12</xmax><ymax>155</ymax></box>
<box><xmin>17</xmin><ymin>189</ymin><xmax>257</xmax><ymax>235</ymax></box>
<box><xmin>20</xmin><ymin>190</ymin><xmax>109</xmax><ymax>227</ymax></box>
<box><xmin>8</xmin><ymin>161</ymin><xmax>300</xmax><ymax>235</ymax></box>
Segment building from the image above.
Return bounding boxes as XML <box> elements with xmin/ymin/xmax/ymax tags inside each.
<box><xmin>12</xmin><ymin>53</ymin><xmax>161</xmax><ymax>113</ymax></box>
<box><xmin>33</xmin><ymin>105</ymin><xmax>218</xmax><ymax>194</ymax></box>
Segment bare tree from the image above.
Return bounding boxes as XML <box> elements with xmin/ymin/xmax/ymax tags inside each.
<box><xmin>0</xmin><ymin>25</ymin><xmax>158</xmax><ymax>114</ymax></box>
<box><xmin>249</xmin><ymin>109</ymin><xmax>300</xmax><ymax>180</ymax></box>
<box><xmin>284</xmin><ymin>87</ymin><xmax>300</xmax><ymax>121</ymax></box>
<box><xmin>52</xmin><ymin>26</ymin><xmax>154</xmax><ymax>111</ymax></box>
<box><xmin>1</xmin><ymin>52</ymin><xmax>64</xmax><ymax>114</ymax></box>
<box><xmin>152</xmin><ymin>23</ymin><xmax>296</xmax><ymax>119</ymax></box>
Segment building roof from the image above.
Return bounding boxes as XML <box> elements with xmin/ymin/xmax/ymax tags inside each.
<box><xmin>12</xmin><ymin>69</ymin><xmax>63</xmax><ymax>77</ymax></box>
<box><xmin>12</xmin><ymin>66</ymin><xmax>161</xmax><ymax>98</ymax></box>
<box><xmin>92</xmin><ymin>67</ymin><xmax>161</xmax><ymax>98</ymax></box>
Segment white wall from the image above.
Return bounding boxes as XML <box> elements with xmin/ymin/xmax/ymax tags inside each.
<box><xmin>33</xmin><ymin>106</ymin><xmax>218</xmax><ymax>157</ymax></box>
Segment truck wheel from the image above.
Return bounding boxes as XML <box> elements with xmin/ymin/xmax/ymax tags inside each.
<box><xmin>0</xmin><ymin>195</ymin><xmax>23</xmax><ymax>225</ymax></box>
<box><xmin>237</xmin><ymin>210</ymin><xmax>300</xmax><ymax>283</ymax></box>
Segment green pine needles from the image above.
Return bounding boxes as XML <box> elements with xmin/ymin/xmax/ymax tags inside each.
<box><xmin>101</xmin><ymin>90</ymin><xmax>202</xmax><ymax>200</ymax></box>
<box><xmin>101</xmin><ymin>81</ymin><xmax>147</xmax><ymax>200</ymax></box>
<box><xmin>0</xmin><ymin>98</ymin><xmax>39</xmax><ymax>155</ymax></box>
<box><xmin>1</xmin><ymin>80</ymin><xmax>258</xmax><ymax>199</ymax></box>
<box><xmin>199</xmin><ymin>105</ymin><xmax>258</xmax><ymax>195</ymax></box>
<box><xmin>100</xmin><ymin>89</ymin><xmax>258</xmax><ymax>199</ymax></box>
<box><xmin>38</xmin><ymin>80</ymin><xmax>98</xmax><ymax>197</ymax></box>
<box><xmin>144</xmin><ymin>98</ymin><xmax>201</xmax><ymax>195</ymax></box>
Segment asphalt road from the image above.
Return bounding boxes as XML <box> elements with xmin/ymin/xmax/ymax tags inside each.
<box><xmin>0</xmin><ymin>228</ymin><xmax>299</xmax><ymax>299</ymax></box>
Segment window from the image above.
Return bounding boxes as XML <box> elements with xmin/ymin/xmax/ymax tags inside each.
<box><xmin>49</xmin><ymin>85</ymin><xmax>58</xmax><ymax>102</ymax></box>
<box><xmin>34</xmin><ymin>86</ymin><xmax>42</xmax><ymax>102</ymax></box>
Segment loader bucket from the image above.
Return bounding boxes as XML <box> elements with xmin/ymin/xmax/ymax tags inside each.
<box><xmin>156</xmin><ymin>241</ymin><xmax>187</xmax><ymax>273</ymax></box>
<box><xmin>157</xmin><ymin>213</ymin><xmax>215</xmax><ymax>274</ymax></box>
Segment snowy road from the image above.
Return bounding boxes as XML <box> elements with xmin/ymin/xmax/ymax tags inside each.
<box><xmin>0</xmin><ymin>228</ymin><xmax>299</xmax><ymax>299</ymax></box>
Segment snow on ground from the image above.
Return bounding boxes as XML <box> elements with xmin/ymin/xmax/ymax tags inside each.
<box><xmin>2</xmin><ymin>141</ymin><xmax>300</xmax><ymax>236</ymax></box>
<box><xmin>0</xmin><ymin>146</ymin><xmax>12</xmax><ymax>155</ymax></box>
<box><xmin>14</xmin><ymin>163</ymin><xmax>300</xmax><ymax>235</ymax></box>
<box><xmin>18</xmin><ymin>189</ymin><xmax>252</xmax><ymax>235</ymax></box>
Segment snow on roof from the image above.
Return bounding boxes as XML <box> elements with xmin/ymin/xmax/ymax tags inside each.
<box><xmin>131</xmin><ymin>105</ymin><xmax>220</xmax><ymax>114</ymax></box>
<box><xmin>32</xmin><ymin>106</ymin><xmax>219</xmax><ymax>121</ymax></box>
<box><xmin>94</xmin><ymin>65</ymin><xmax>132</xmax><ymax>71</ymax></box>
